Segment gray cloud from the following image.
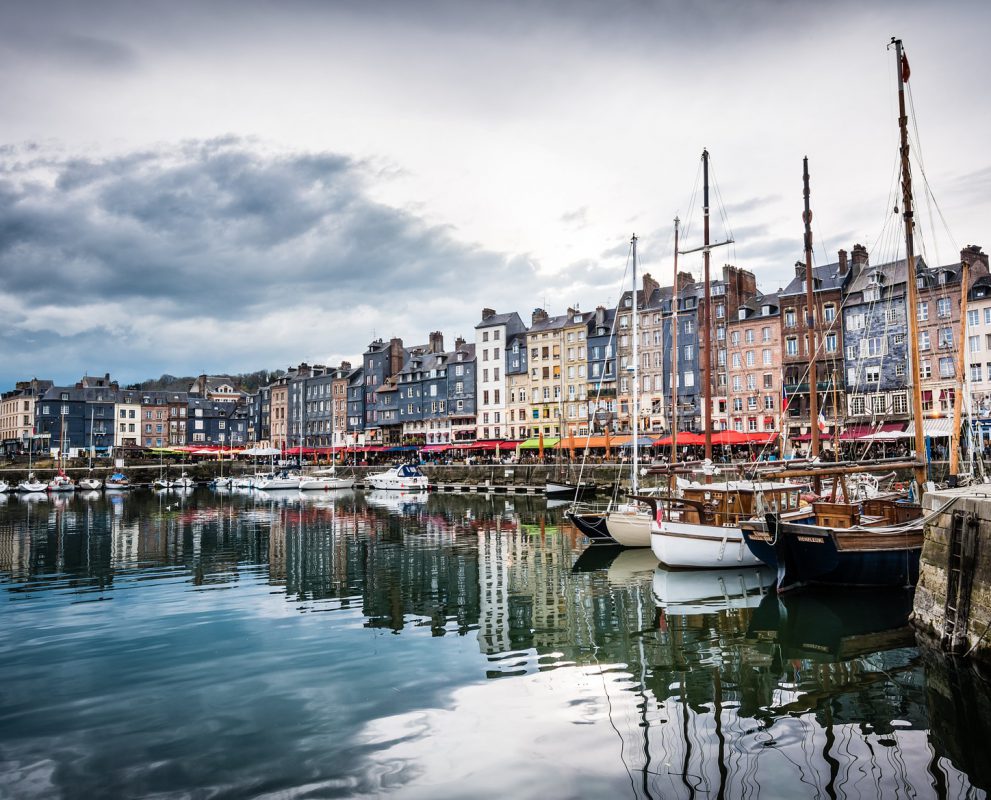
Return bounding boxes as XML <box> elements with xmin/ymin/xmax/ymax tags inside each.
<box><xmin>57</xmin><ymin>34</ymin><xmax>139</xmax><ymax>70</ymax></box>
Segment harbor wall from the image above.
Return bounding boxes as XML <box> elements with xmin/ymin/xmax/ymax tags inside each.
<box><xmin>914</xmin><ymin>487</ymin><xmax>991</xmax><ymax>664</ymax></box>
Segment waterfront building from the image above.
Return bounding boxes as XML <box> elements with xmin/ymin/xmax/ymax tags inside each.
<box><xmin>637</xmin><ymin>283</ymin><xmax>668</xmax><ymax>435</ymax></box>
<box><xmin>0</xmin><ymin>379</ymin><xmax>52</xmax><ymax>456</ymax></box>
<box><xmin>505</xmin><ymin>331</ymin><xmax>529</xmax><ymax>441</ymax></box>
<box><xmin>447</xmin><ymin>338</ymin><xmax>477</xmax><ymax>446</ymax></box>
<box><xmin>360</xmin><ymin>338</ymin><xmax>405</xmax><ymax>446</ymax></box>
<box><xmin>270</xmin><ymin>377</ymin><xmax>290</xmax><ymax>450</ymax></box>
<box><xmin>35</xmin><ymin>374</ymin><xmax>119</xmax><ymax>455</ymax></box>
<box><xmin>780</xmin><ymin>251</ymin><xmax>849</xmax><ymax>444</ymax></box>
<box><xmin>187</xmin><ymin>397</ymin><xmax>237</xmax><ymax>445</ymax></box>
<box><xmin>475</xmin><ymin>309</ymin><xmax>526</xmax><ymax>442</ymax></box>
<box><xmin>188</xmin><ymin>375</ymin><xmax>243</xmax><ymax>404</ymax></box>
<box><xmin>526</xmin><ymin>308</ymin><xmax>575</xmax><ymax>438</ymax></box>
<box><xmin>137</xmin><ymin>389</ymin><xmax>189</xmax><ymax>449</ymax></box>
<box><xmin>114</xmin><ymin>390</ymin><xmax>142</xmax><ymax>449</ymax></box>
<box><xmin>586</xmin><ymin>305</ymin><xmax>619</xmax><ymax>435</ymax></box>
<box><xmin>963</xmin><ymin>257</ymin><xmax>991</xmax><ymax>444</ymax></box>
<box><xmin>560</xmin><ymin>309</ymin><xmax>593</xmax><ymax>442</ymax></box>
<box><xmin>329</xmin><ymin>363</ymin><xmax>354</xmax><ymax>450</ymax></box>
<box><xmin>725</xmin><ymin>293</ymin><xmax>781</xmax><ymax>436</ymax></box>
<box><xmin>615</xmin><ymin>275</ymin><xmax>659</xmax><ymax>434</ymax></box>
<box><xmin>346</xmin><ymin>367</ymin><xmax>366</xmax><ymax>447</ymax></box>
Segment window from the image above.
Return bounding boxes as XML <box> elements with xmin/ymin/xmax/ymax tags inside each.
<box><xmin>747</xmin><ymin>374</ymin><xmax>757</xmax><ymax>390</ymax></box>
<box><xmin>762</xmin><ymin>327</ymin><xmax>772</xmax><ymax>342</ymax></box>
<box><xmin>746</xmin><ymin>351</ymin><xmax>755</xmax><ymax>367</ymax></box>
<box><xmin>745</xmin><ymin>329</ymin><xmax>754</xmax><ymax>343</ymax></box>
<box><xmin>937</xmin><ymin>298</ymin><xmax>951</xmax><ymax>317</ymax></box>
<box><xmin>892</xmin><ymin>394</ymin><xmax>908</xmax><ymax>414</ymax></box>
<box><xmin>848</xmin><ymin>313</ymin><xmax>865</xmax><ymax>331</ymax></box>
<box><xmin>968</xmin><ymin>309</ymin><xmax>980</xmax><ymax>327</ymax></box>
<box><xmin>939</xmin><ymin>328</ymin><xmax>953</xmax><ymax>348</ymax></box>
<box><xmin>763</xmin><ymin>349</ymin><xmax>772</xmax><ymax>365</ymax></box>
<box><xmin>825</xmin><ymin>333</ymin><xmax>837</xmax><ymax>353</ymax></box>
<box><xmin>786</xmin><ymin>337</ymin><xmax>798</xmax><ymax>356</ymax></box>
<box><xmin>763</xmin><ymin>373</ymin><xmax>773</xmax><ymax>389</ymax></box>
<box><xmin>683</xmin><ymin>345</ymin><xmax>694</xmax><ymax>362</ymax></box>
<box><xmin>919</xmin><ymin>331</ymin><xmax>930</xmax><ymax>350</ymax></box>
<box><xmin>986</xmin><ymin>308</ymin><xmax>991</xmax><ymax>325</ymax></box>
<box><xmin>733</xmin><ymin>398</ymin><xmax>743</xmax><ymax>411</ymax></box>
<box><xmin>764</xmin><ymin>395</ymin><xmax>775</xmax><ymax>410</ymax></box>
<box><xmin>785</xmin><ymin>309</ymin><xmax>796</xmax><ymax>328</ymax></box>
<box><xmin>918</xmin><ymin>302</ymin><xmax>929</xmax><ymax>321</ymax></box>
<box><xmin>971</xmin><ymin>335</ymin><xmax>981</xmax><ymax>353</ymax></box>
<box><xmin>731</xmin><ymin>353</ymin><xmax>741</xmax><ymax>368</ymax></box>
<box><xmin>865</xmin><ymin>367</ymin><xmax>880</xmax><ymax>383</ymax></box>
<box><xmin>684</xmin><ymin>319</ymin><xmax>694</xmax><ymax>334</ymax></box>
<box><xmin>823</xmin><ymin>304</ymin><xmax>836</xmax><ymax>322</ymax></box>
<box><xmin>920</xmin><ymin>359</ymin><xmax>931</xmax><ymax>379</ymax></box>
<box><xmin>715</xmin><ymin>304</ymin><xmax>725</xmax><ymax>319</ymax></box>
<box><xmin>730</xmin><ymin>331</ymin><xmax>740</xmax><ymax>345</ymax></box>
<box><xmin>683</xmin><ymin>372</ymin><xmax>694</xmax><ymax>388</ymax></box>
<box><xmin>851</xmin><ymin>396</ymin><xmax>866</xmax><ymax>415</ymax></box>
<box><xmin>861</xmin><ymin>337</ymin><xmax>886</xmax><ymax>357</ymax></box>
<box><xmin>748</xmin><ymin>396</ymin><xmax>758</xmax><ymax>410</ymax></box>
<box><xmin>939</xmin><ymin>357</ymin><xmax>954</xmax><ymax>378</ymax></box>
<box><xmin>732</xmin><ymin>375</ymin><xmax>742</xmax><ymax>391</ymax></box>
<box><xmin>972</xmin><ymin>363</ymin><xmax>983</xmax><ymax>382</ymax></box>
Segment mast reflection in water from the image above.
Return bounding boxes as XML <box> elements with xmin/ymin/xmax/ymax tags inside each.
<box><xmin>0</xmin><ymin>489</ymin><xmax>986</xmax><ymax>798</ymax></box>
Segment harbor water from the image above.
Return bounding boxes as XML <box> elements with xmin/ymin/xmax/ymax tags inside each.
<box><xmin>0</xmin><ymin>488</ymin><xmax>988</xmax><ymax>799</ymax></box>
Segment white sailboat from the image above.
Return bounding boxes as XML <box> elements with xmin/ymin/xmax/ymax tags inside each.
<box><xmin>47</xmin><ymin>411</ymin><xmax>76</xmax><ymax>492</ymax></box>
<box><xmin>78</xmin><ymin>408</ymin><xmax>103</xmax><ymax>490</ymax></box>
<box><xmin>17</xmin><ymin>441</ymin><xmax>47</xmax><ymax>493</ymax></box>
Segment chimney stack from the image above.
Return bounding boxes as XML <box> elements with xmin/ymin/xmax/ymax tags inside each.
<box><xmin>429</xmin><ymin>331</ymin><xmax>444</xmax><ymax>353</ymax></box>
<box><xmin>961</xmin><ymin>244</ymin><xmax>990</xmax><ymax>278</ymax></box>
<box><xmin>642</xmin><ymin>272</ymin><xmax>660</xmax><ymax>303</ymax></box>
<box><xmin>676</xmin><ymin>271</ymin><xmax>694</xmax><ymax>291</ymax></box>
<box><xmin>851</xmin><ymin>243</ymin><xmax>869</xmax><ymax>275</ymax></box>
<box><xmin>455</xmin><ymin>336</ymin><xmax>466</xmax><ymax>349</ymax></box>
<box><xmin>838</xmin><ymin>249</ymin><xmax>849</xmax><ymax>276</ymax></box>
<box><xmin>481</xmin><ymin>308</ymin><xmax>496</xmax><ymax>321</ymax></box>
<box><xmin>532</xmin><ymin>308</ymin><xmax>549</xmax><ymax>325</ymax></box>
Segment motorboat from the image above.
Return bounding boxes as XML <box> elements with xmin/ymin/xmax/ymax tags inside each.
<box><xmin>652</xmin><ymin>565</ymin><xmax>775</xmax><ymax>615</ymax></box>
<box><xmin>254</xmin><ymin>471</ymin><xmax>301</xmax><ymax>491</ymax></box>
<box><xmin>211</xmin><ymin>476</ymin><xmax>233</xmax><ymax>489</ymax></box>
<box><xmin>299</xmin><ymin>469</ymin><xmax>355</xmax><ymax>491</ymax></box>
<box><xmin>174</xmin><ymin>473</ymin><xmax>195</xmax><ymax>489</ymax></box>
<box><xmin>364</xmin><ymin>464</ymin><xmax>429</xmax><ymax>491</ymax></box>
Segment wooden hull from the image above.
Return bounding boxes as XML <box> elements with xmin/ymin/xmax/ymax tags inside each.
<box><xmin>740</xmin><ymin>509</ymin><xmax>817</xmax><ymax>568</ymax></box>
<box><xmin>651</xmin><ymin>520</ymin><xmax>764</xmax><ymax>569</ymax></box>
<box><xmin>604</xmin><ymin>511</ymin><xmax>652</xmax><ymax>548</ymax></box>
<box><xmin>769</xmin><ymin>515</ymin><xmax>922</xmax><ymax>593</ymax></box>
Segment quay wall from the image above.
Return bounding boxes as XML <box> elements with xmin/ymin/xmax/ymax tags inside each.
<box><xmin>915</xmin><ymin>487</ymin><xmax>991</xmax><ymax>664</ymax></box>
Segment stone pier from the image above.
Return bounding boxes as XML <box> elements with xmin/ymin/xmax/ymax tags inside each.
<box><xmin>914</xmin><ymin>486</ymin><xmax>991</xmax><ymax>663</ymax></box>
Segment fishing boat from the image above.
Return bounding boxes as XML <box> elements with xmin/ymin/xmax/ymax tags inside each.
<box><xmin>365</xmin><ymin>463</ymin><xmax>429</xmax><ymax>491</ymax></box>
<box><xmin>752</xmin><ymin>40</ymin><xmax>932</xmax><ymax>592</ymax></box>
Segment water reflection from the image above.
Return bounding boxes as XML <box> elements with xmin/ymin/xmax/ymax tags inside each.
<box><xmin>0</xmin><ymin>490</ymin><xmax>986</xmax><ymax>798</ymax></box>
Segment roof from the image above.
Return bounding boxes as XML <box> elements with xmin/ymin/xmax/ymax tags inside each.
<box><xmin>779</xmin><ymin>261</ymin><xmax>848</xmax><ymax>298</ymax></box>
<box><xmin>475</xmin><ymin>311</ymin><xmax>524</xmax><ymax>330</ymax></box>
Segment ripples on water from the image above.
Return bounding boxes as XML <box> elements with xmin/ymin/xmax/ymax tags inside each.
<box><xmin>0</xmin><ymin>488</ymin><xmax>988</xmax><ymax>799</ymax></box>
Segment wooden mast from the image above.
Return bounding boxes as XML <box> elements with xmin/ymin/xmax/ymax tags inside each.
<box><xmin>950</xmin><ymin>258</ymin><xmax>969</xmax><ymax>476</ymax></box>
<box><xmin>802</xmin><ymin>156</ymin><xmax>821</xmax><ymax>461</ymax></box>
<box><xmin>631</xmin><ymin>233</ymin><xmax>640</xmax><ymax>495</ymax></box>
<box><xmin>892</xmin><ymin>37</ymin><xmax>928</xmax><ymax>489</ymax></box>
<box><xmin>670</xmin><ymin>218</ymin><xmax>680</xmax><ymax>471</ymax></box>
<box><xmin>702</xmin><ymin>149</ymin><xmax>713</xmax><ymax>461</ymax></box>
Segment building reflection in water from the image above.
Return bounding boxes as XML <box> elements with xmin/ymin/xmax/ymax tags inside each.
<box><xmin>0</xmin><ymin>489</ymin><xmax>987</xmax><ymax>797</ymax></box>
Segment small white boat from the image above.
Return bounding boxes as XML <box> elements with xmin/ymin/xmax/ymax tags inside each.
<box><xmin>652</xmin><ymin>566</ymin><xmax>775</xmax><ymax>615</ymax></box>
<box><xmin>174</xmin><ymin>473</ymin><xmax>195</xmax><ymax>489</ymax></box>
<box><xmin>254</xmin><ymin>471</ymin><xmax>300</xmax><ymax>491</ymax></box>
<box><xmin>299</xmin><ymin>469</ymin><xmax>355</xmax><ymax>491</ymax></box>
<box><xmin>651</xmin><ymin>519</ymin><xmax>763</xmax><ymax>569</ymax></box>
<box><xmin>211</xmin><ymin>476</ymin><xmax>233</xmax><ymax>489</ymax></box>
<box><xmin>48</xmin><ymin>473</ymin><xmax>76</xmax><ymax>493</ymax></box>
<box><xmin>0</xmin><ymin>480</ymin><xmax>10</xmax><ymax>493</ymax></box>
<box><xmin>365</xmin><ymin>464</ymin><xmax>428</xmax><ymax>491</ymax></box>
<box><xmin>604</xmin><ymin>504</ymin><xmax>654</xmax><ymax>548</ymax></box>
<box><xmin>153</xmin><ymin>478</ymin><xmax>173</xmax><ymax>490</ymax></box>
<box><xmin>104</xmin><ymin>473</ymin><xmax>130</xmax><ymax>490</ymax></box>
<box><xmin>78</xmin><ymin>476</ymin><xmax>103</xmax><ymax>491</ymax></box>
<box><xmin>18</xmin><ymin>474</ymin><xmax>48</xmax><ymax>493</ymax></box>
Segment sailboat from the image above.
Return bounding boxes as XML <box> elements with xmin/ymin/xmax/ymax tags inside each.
<box><xmin>648</xmin><ymin>149</ymin><xmax>809</xmax><ymax>568</ymax></box>
<box><xmin>298</xmin><ymin>403</ymin><xmax>354</xmax><ymax>491</ymax></box>
<box><xmin>749</xmin><ymin>40</ymin><xmax>931</xmax><ymax>592</ymax></box>
<box><xmin>17</xmin><ymin>436</ymin><xmax>47</xmax><ymax>493</ymax></box>
<box><xmin>78</xmin><ymin>407</ymin><xmax>103</xmax><ymax>490</ymax></box>
<box><xmin>47</xmin><ymin>410</ymin><xmax>76</xmax><ymax>492</ymax></box>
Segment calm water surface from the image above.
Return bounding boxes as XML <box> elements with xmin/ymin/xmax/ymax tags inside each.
<box><xmin>0</xmin><ymin>488</ymin><xmax>988</xmax><ymax>799</ymax></box>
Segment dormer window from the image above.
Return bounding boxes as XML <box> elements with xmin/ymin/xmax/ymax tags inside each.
<box><xmin>574</xmin><ymin>314</ymin><xmax>582</xmax><ymax>323</ymax></box>
<box><xmin>938</xmin><ymin>270</ymin><xmax>948</xmax><ymax>285</ymax></box>
<box><xmin>761</xmin><ymin>305</ymin><xmax>771</xmax><ymax>316</ymax></box>
<box><xmin>738</xmin><ymin>308</ymin><xmax>747</xmax><ymax>320</ymax></box>
<box><xmin>624</xmin><ymin>298</ymin><xmax>632</xmax><ymax>308</ymax></box>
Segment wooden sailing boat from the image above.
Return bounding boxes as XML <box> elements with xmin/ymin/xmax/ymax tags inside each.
<box><xmin>649</xmin><ymin>150</ymin><xmax>811</xmax><ymax>568</ymax></box>
<box><xmin>753</xmin><ymin>39</ymin><xmax>929</xmax><ymax>592</ymax></box>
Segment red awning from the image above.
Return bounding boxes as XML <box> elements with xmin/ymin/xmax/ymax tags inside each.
<box><xmin>466</xmin><ymin>439</ymin><xmax>522</xmax><ymax>451</ymax></box>
<box><xmin>747</xmin><ymin>432</ymin><xmax>779</xmax><ymax>444</ymax></box>
<box><xmin>421</xmin><ymin>444</ymin><xmax>450</xmax><ymax>452</ymax></box>
<box><xmin>711</xmin><ymin>430</ymin><xmax>750</xmax><ymax>445</ymax></box>
<box><xmin>653</xmin><ymin>432</ymin><xmax>707</xmax><ymax>446</ymax></box>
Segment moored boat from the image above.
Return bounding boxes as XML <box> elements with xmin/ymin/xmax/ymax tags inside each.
<box><xmin>254</xmin><ymin>471</ymin><xmax>300</xmax><ymax>491</ymax></box>
<box><xmin>104</xmin><ymin>473</ymin><xmax>130</xmax><ymax>490</ymax></box>
<box><xmin>299</xmin><ymin>469</ymin><xmax>354</xmax><ymax>491</ymax></box>
<box><xmin>0</xmin><ymin>479</ymin><xmax>10</xmax><ymax>493</ymax></box>
<box><xmin>78</xmin><ymin>475</ymin><xmax>103</xmax><ymax>491</ymax></box>
<box><xmin>47</xmin><ymin>472</ymin><xmax>76</xmax><ymax>492</ymax></box>
<box><xmin>18</xmin><ymin>473</ymin><xmax>48</xmax><ymax>493</ymax></box>
<box><xmin>365</xmin><ymin>464</ymin><xmax>428</xmax><ymax>491</ymax></box>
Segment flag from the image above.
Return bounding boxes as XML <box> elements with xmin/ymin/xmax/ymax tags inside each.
<box><xmin>818</xmin><ymin>411</ymin><xmax>827</xmax><ymax>433</ymax></box>
<box><xmin>901</xmin><ymin>53</ymin><xmax>911</xmax><ymax>83</ymax></box>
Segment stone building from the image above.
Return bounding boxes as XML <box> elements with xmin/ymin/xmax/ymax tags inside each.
<box><xmin>725</xmin><ymin>292</ymin><xmax>782</xmax><ymax>436</ymax></box>
<box><xmin>475</xmin><ymin>309</ymin><xmax>527</xmax><ymax>442</ymax></box>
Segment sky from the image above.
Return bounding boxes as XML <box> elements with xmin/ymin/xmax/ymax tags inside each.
<box><xmin>1</xmin><ymin>0</ymin><xmax>988</xmax><ymax>389</ymax></box>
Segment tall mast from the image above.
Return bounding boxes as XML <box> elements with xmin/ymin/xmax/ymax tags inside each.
<box><xmin>802</xmin><ymin>157</ymin><xmax>820</xmax><ymax>459</ymax></box>
<box><xmin>670</xmin><ymin>218</ymin><xmax>680</xmax><ymax>469</ymax></box>
<box><xmin>892</xmin><ymin>37</ymin><xmax>928</xmax><ymax>488</ymax></box>
<box><xmin>702</xmin><ymin>149</ymin><xmax>713</xmax><ymax>460</ymax></box>
<box><xmin>631</xmin><ymin>234</ymin><xmax>640</xmax><ymax>495</ymax></box>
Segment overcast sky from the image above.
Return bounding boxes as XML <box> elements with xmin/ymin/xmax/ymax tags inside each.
<box><xmin>1</xmin><ymin>0</ymin><xmax>988</xmax><ymax>389</ymax></box>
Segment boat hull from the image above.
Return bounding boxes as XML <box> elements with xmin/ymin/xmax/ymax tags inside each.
<box><xmin>604</xmin><ymin>511</ymin><xmax>652</xmax><ymax>548</ymax></box>
<box><xmin>652</xmin><ymin>565</ymin><xmax>775</xmax><ymax>614</ymax></box>
<box><xmin>651</xmin><ymin>520</ymin><xmax>763</xmax><ymax>569</ymax></box>
<box><xmin>565</xmin><ymin>511</ymin><xmax>615</xmax><ymax>544</ymax></box>
<box><xmin>299</xmin><ymin>477</ymin><xmax>355</xmax><ymax>491</ymax></box>
<box><xmin>769</xmin><ymin>516</ymin><xmax>922</xmax><ymax>593</ymax></box>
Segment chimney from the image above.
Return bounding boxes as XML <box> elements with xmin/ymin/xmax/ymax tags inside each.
<box><xmin>838</xmin><ymin>249</ymin><xmax>849</xmax><ymax>276</ymax></box>
<box><xmin>481</xmin><ymin>308</ymin><xmax>496</xmax><ymax>321</ymax></box>
<box><xmin>429</xmin><ymin>331</ymin><xmax>444</xmax><ymax>353</ymax></box>
<box><xmin>642</xmin><ymin>272</ymin><xmax>660</xmax><ymax>302</ymax></box>
<box><xmin>455</xmin><ymin>336</ymin><xmax>466</xmax><ymax>349</ymax></box>
<box><xmin>676</xmin><ymin>271</ymin><xmax>694</xmax><ymax>291</ymax></box>
<box><xmin>961</xmin><ymin>245</ymin><xmax>989</xmax><ymax>279</ymax></box>
<box><xmin>595</xmin><ymin>305</ymin><xmax>606</xmax><ymax>325</ymax></box>
<box><xmin>339</xmin><ymin>360</ymin><xmax>351</xmax><ymax>371</ymax></box>
<box><xmin>567</xmin><ymin>306</ymin><xmax>577</xmax><ymax>317</ymax></box>
<box><xmin>532</xmin><ymin>308</ymin><xmax>549</xmax><ymax>325</ymax></box>
<box><xmin>851</xmin><ymin>243</ymin><xmax>869</xmax><ymax>275</ymax></box>
<box><xmin>794</xmin><ymin>260</ymin><xmax>805</xmax><ymax>278</ymax></box>
<box><xmin>388</xmin><ymin>338</ymin><xmax>404</xmax><ymax>376</ymax></box>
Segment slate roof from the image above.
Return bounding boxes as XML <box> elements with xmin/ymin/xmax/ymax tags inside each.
<box><xmin>779</xmin><ymin>262</ymin><xmax>848</xmax><ymax>298</ymax></box>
